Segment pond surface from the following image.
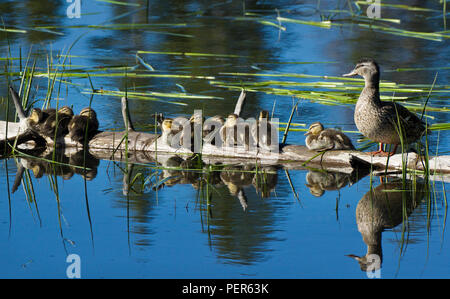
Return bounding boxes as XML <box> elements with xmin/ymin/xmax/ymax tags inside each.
<box><xmin>0</xmin><ymin>0</ymin><xmax>449</xmax><ymax>279</ymax></box>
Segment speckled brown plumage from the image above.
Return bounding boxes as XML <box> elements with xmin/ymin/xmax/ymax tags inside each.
<box><xmin>68</xmin><ymin>107</ymin><xmax>99</xmax><ymax>144</ymax></box>
<box><xmin>305</xmin><ymin>122</ymin><xmax>355</xmax><ymax>151</ymax></box>
<box><xmin>344</xmin><ymin>59</ymin><xmax>428</xmax><ymax>155</ymax></box>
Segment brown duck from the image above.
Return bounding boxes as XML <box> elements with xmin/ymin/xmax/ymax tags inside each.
<box><xmin>343</xmin><ymin>58</ymin><xmax>429</xmax><ymax>156</ymax></box>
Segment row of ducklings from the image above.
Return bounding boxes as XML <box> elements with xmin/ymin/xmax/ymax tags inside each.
<box><xmin>26</xmin><ymin>104</ymin><xmax>354</xmax><ymax>151</ymax></box>
<box><xmin>160</xmin><ymin>110</ymin><xmax>274</xmax><ymax>149</ymax></box>
<box><xmin>161</xmin><ymin>110</ymin><xmax>355</xmax><ymax>152</ymax></box>
<box><xmin>27</xmin><ymin>106</ymin><xmax>99</xmax><ymax>144</ymax></box>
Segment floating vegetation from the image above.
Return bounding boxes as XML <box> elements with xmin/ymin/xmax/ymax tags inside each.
<box><xmin>354</xmin><ymin>1</ymin><xmax>439</xmax><ymax>13</ymax></box>
<box><xmin>277</xmin><ymin>16</ymin><xmax>332</xmax><ymax>29</ymax></box>
<box><xmin>81</xmin><ymin>88</ymin><xmax>223</xmax><ymax>106</ymax></box>
<box><xmin>0</xmin><ymin>27</ymin><xmax>27</xmax><ymax>34</ymax></box>
<box><xmin>137</xmin><ymin>50</ymin><xmax>245</xmax><ymax>58</ymax></box>
<box><xmin>95</xmin><ymin>0</ymin><xmax>141</xmax><ymax>7</ymax></box>
<box><xmin>210</xmin><ymin>71</ymin><xmax>450</xmax><ymax>126</ymax></box>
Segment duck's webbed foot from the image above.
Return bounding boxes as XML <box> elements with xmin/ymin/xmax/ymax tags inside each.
<box><xmin>368</xmin><ymin>144</ymin><xmax>397</xmax><ymax>157</ymax></box>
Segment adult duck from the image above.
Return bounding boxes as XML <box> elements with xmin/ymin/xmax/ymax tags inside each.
<box><xmin>343</xmin><ymin>58</ymin><xmax>428</xmax><ymax>156</ymax></box>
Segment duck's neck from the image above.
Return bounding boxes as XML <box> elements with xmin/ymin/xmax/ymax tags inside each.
<box><xmin>364</xmin><ymin>72</ymin><xmax>380</xmax><ymax>88</ymax></box>
<box><xmin>361</xmin><ymin>74</ymin><xmax>381</xmax><ymax>104</ymax></box>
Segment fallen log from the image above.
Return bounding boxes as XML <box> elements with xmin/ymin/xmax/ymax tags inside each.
<box><xmin>1</xmin><ymin>87</ymin><xmax>449</xmax><ymax>182</ymax></box>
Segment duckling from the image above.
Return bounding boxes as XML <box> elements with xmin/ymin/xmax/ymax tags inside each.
<box><xmin>305</xmin><ymin>122</ymin><xmax>355</xmax><ymax>151</ymax></box>
<box><xmin>220</xmin><ymin>113</ymin><xmax>239</xmax><ymax>147</ymax></box>
<box><xmin>203</xmin><ymin>115</ymin><xmax>225</xmax><ymax>146</ymax></box>
<box><xmin>180</xmin><ymin>113</ymin><xmax>204</xmax><ymax>151</ymax></box>
<box><xmin>159</xmin><ymin>118</ymin><xmax>175</xmax><ymax>147</ymax></box>
<box><xmin>41</xmin><ymin>106</ymin><xmax>74</xmax><ymax>139</ymax></box>
<box><xmin>343</xmin><ymin>58</ymin><xmax>429</xmax><ymax>156</ymax></box>
<box><xmin>27</xmin><ymin>107</ymin><xmax>55</xmax><ymax>134</ymax></box>
<box><xmin>252</xmin><ymin>110</ymin><xmax>274</xmax><ymax>151</ymax></box>
<box><xmin>68</xmin><ymin>107</ymin><xmax>99</xmax><ymax>144</ymax></box>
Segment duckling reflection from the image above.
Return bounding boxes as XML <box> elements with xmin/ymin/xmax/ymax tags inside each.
<box><xmin>43</xmin><ymin>150</ymin><xmax>74</xmax><ymax>179</ymax></box>
<box><xmin>69</xmin><ymin>150</ymin><xmax>100</xmax><ymax>181</ymax></box>
<box><xmin>347</xmin><ymin>180</ymin><xmax>426</xmax><ymax>272</ymax></box>
<box><xmin>156</xmin><ymin>155</ymin><xmax>184</xmax><ymax>188</ymax></box>
<box><xmin>17</xmin><ymin>150</ymin><xmax>73</xmax><ymax>180</ymax></box>
<box><xmin>190</xmin><ymin>163</ymin><xmax>224</xmax><ymax>190</ymax></box>
<box><xmin>252</xmin><ymin>166</ymin><xmax>278</xmax><ymax>198</ymax></box>
<box><xmin>305</xmin><ymin>170</ymin><xmax>352</xmax><ymax>197</ymax></box>
<box><xmin>220</xmin><ymin>164</ymin><xmax>255</xmax><ymax>211</ymax></box>
<box><xmin>179</xmin><ymin>155</ymin><xmax>203</xmax><ymax>184</ymax></box>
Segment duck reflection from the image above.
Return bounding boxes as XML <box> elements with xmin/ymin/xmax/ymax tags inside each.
<box><xmin>347</xmin><ymin>180</ymin><xmax>426</xmax><ymax>273</ymax></box>
<box><xmin>12</xmin><ymin>149</ymin><xmax>100</xmax><ymax>192</ymax></box>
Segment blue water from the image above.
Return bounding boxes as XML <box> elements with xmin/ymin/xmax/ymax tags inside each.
<box><xmin>0</xmin><ymin>0</ymin><xmax>449</xmax><ymax>279</ymax></box>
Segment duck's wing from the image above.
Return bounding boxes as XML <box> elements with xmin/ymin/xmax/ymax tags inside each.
<box><xmin>307</xmin><ymin>135</ymin><xmax>334</xmax><ymax>151</ymax></box>
<box><xmin>381</xmin><ymin>102</ymin><xmax>427</xmax><ymax>137</ymax></box>
<box><xmin>320</xmin><ymin>129</ymin><xmax>355</xmax><ymax>150</ymax></box>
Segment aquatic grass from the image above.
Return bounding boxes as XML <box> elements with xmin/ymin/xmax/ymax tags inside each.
<box><xmin>232</xmin><ymin>16</ymin><xmax>287</xmax><ymax>31</ymax></box>
<box><xmin>135</xmin><ymin>54</ymin><xmax>155</xmax><ymax>71</ymax></box>
<box><xmin>31</xmin><ymin>71</ymin><xmax>216</xmax><ymax>80</ymax></box>
<box><xmin>281</xmin><ymin>99</ymin><xmax>299</xmax><ymax>145</ymax></box>
<box><xmin>0</xmin><ymin>27</ymin><xmax>27</xmax><ymax>34</ymax></box>
<box><xmin>354</xmin><ymin>1</ymin><xmax>439</xmax><ymax>12</ymax></box>
<box><xmin>82</xmin><ymin>88</ymin><xmax>223</xmax><ymax>100</ymax></box>
<box><xmin>80</xmin><ymin>90</ymin><xmax>191</xmax><ymax>106</ymax></box>
<box><xmin>137</xmin><ymin>50</ymin><xmax>245</xmax><ymax>58</ymax></box>
<box><xmin>276</xmin><ymin>16</ymin><xmax>332</xmax><ymax>28</ymax></box>
<box><xmin>95</xmin><ymin>0</ymin><xmax>141</xmax><ymax>7</ymax></box>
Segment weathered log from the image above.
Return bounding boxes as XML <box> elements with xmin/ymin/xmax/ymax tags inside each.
<box><xmin>1</xmin><ymin>87</ymin><xmax>449</xmax><ymax>181</ymax></box>
<box><xmin>2</xmin><ymin>119</ymin><xmax>450</xmax><ymax>179</ymax></box>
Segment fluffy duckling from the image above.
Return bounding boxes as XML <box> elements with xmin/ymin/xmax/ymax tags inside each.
<box><xmin>41</xmin><ymin>106</ymin><xmax>74</xmax><ymax>139</ymax></box>
<box><xmin>203</xmin><ymin>115</ymin><xmax>225</xmax><ymax>146</ymax></box>
<box><xmin>305</xmin><ymin>122</ymin><xmax>355</xmax><ymax>151</ymax></box>
<box><xmin>252</xmin><ymin>110</ymin><xmax>274</xmax><ymax>151</ymax></box>
<box><xmin>343</xmin><ymin>58</ymin><xmax>429</xmax><ymax>156</ymax></box>
<box><xmin>68</xmin><ymin>107</ymin><xmax>99</xmax><ymax>144</ymax></box>
<box><xmin>159</xmin><ymin>118</ymin><xmax>175</xmax><ymax>147</ymax></box>
<box><xmin>27</xmin><ymin>108</ymin><xmax>55</xmax><ymax>134</ymax></box>
<box><xmin>220</xmin><ymin>113</ymin><xmax>239</xmax><ymax>147</ymax></box>
<box><xmin>180</xmin><ymin>113</ymin><xmax>204</xmax><ymax>151</ymax></box>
